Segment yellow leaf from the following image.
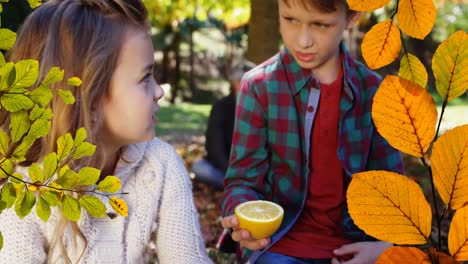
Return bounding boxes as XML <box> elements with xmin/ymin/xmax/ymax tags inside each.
<box><xmin>109</xmin><ymin>197</ymin><xmax>128</xmax><ymax>217</ymax></box>
<box><xmin>376</xmin><ymin>246</ymin><xmax>430</xmax><ymax>263</ymax></box>
<box><xmin>431</xmin><ymin>125</ymin><xmax>468</xmax><ymax>210</ymax></box>
<box><xmin>432</xmin><ymin>30</ymin><xmax>468</xmax><ymax>102</ymax></box>
<box><xmin>448</xmin><ymin>206</ymin><xmax>468</xmax><ymax>261</ymax></box>
<box><xmin>346</xmin><ymin>0</ymin><xmax>391</xmax><ymax>11</ymax></box>
<box><xmin>372</xmin><ymin>75</ymin><xmax>437</xmax><ymax>157</ymax></box>
<box><xmin>397</xmin><ymin>0</ymin><xmax>436</xmax><ymax>39</ymax></box>
<box><xmin>399</xmin><ymin>53</ymin><xmax>428</xmax><ymax>88</ymax></box>
<box><xmin>361</xmin><ymin>20</ymin><xmax>401</xmax><ymax>69</ymax></box>
<box><xmin>347</xmin><ymin>171</ymin><xmax>431</xmax><ymax>245</ymax></box>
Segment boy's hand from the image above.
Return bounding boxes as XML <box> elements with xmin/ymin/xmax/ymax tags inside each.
<box><xmin>331</xmin><ymin>241</ymin><xmax>392</xmax><ymax>264</ymax></box>
<box><xmin>221</xmin><ymin>215</ymin><xmax>271</xmax><ymax>251</ymax></box>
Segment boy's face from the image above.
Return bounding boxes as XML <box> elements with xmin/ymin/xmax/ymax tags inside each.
<box><xmin>279</xmin><ymin>0</ymin><xmax>359</xmax><ymax>78</ymax></box>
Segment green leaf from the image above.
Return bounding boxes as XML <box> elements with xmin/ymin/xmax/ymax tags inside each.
<box><xmin>74</xmin><ymin>127</ymin><xmax>87</xmax><ymax>146</ymax></box>
<box><xmin>28</xmin><ymin>163</ymin><xmax>44</xmax><ymax>183</ymax></box>
<box><xmin>59</xmin><ymin>165</ymin><xmax>70</xmax><ymax>177</ymax></box>
<box><xmin>29</xmin><ymin>84</ymin><xmax>53</xmax><ymax>107</ymax></box>
<box><xmin>29</xmin><ymin>105</ymin><xmax>53</xmax><ymax>121</ymax></box>
<box><xmin>57</xmin><ymin>133</ymin><xmax>73</xmax><ymax>162</ymax></box>
<box><xmin>62</xmin><ymin>194</ymin><xmax>81</xmax><ymax>221</ymax></box>
<box><xmin>58</xmin><ymin>89</ymin><xmax>75</xmax><ymax>105</ymax></box>
<box><xmin>0</xmin><ymin>230</ymin><xmax>3</xmax><ymax>250</ymax></box>
<box><xmin>43</xmin><ymin>152</ymin><xmax>58</xmax><ymax>180</ymax></box>
<box><xmin>41</xmin><ymin>190</ymin><xmax>60</xmax><ymax>206</ymax></box>
<box><xmin>0</xmin><ymin>129</ymin><xmax>7</xmax><ymax>154</ymax></box>
<box><xmin>11</xmin><ymin>136</ymin><xmax>35</xmax><ymax>161</ymax></box>
<box><xmin>36</xmin><ymin>197</ymin><xmax>51</xmax><ymax>221</ymax></box>
<box><xmin>0</xmin><ymin>28</ymin><xmax>15</xmax><ymax>50</ymax></box>
<box><xmin>72</xmin><ymin>142</ymin><xmax>96</xmax><ymax>160</ymax></box>
<box><xmin>0</xmin><ymin>62</ymin><xmax>14</xmax><ymax>91</ymax></box>
<box><xmin>55</xmin><ymin>169</ymin><xmax>79</xmax><ymax>189</ymax></box>
<box><xmin>9</xmin><ymin>110</ymin><xmax>30</xmax><ymax>143</ymax></box>
<box><xmin>0</xmin><ymin>199</ymin><xmax>6</xmax><ymax>213</ymax></box>
<box><xmin>78</xmin><ymin>167</ymin><xmax>100</xmax><ymax>186</ymax></box>
<box><xmin>27</xmin><ymin>0</ymin><xmax>41</xmax><ymax>8</ymax></box>
<box><xmin>1</xmin><ymin>93</ymin><xmax>34</xmax><ymax>112</ymax></box>
<box><xmin>79</xmin><ymin>195</ymin><xmax>106</xmax><ymax>218</ymax></box>
<box><xmin>10</xmin><ymin>173</ymin><xmax>23</xmax><ymax>184</ymax></box>
<box><xmin>97</xmin><ymin>176</ymin><xmax>121</xmax><ymax>193</ymax></box>
<box><xmin>67</xmin><ymin>77</ymin><xmax>82</xmax><ymax>87</ymax></box>
<box><xmin>1</xmin><ymin>182</ymin><xmax>16</xmax><ymax>208</ymax></box>
<box><xmin>14</xmin><ymin>190</ymin><xmax>36</xmax><ymax>219</ymax></box>
<box><xmin>0</xmin><ymin>52</ymin><xmax>5</xmax><ymax>67</ymax></box>
<box><xmin>41</xmin><ymin>67</ymin><xmax>63</xmax><ymax>86</ymax></box>
<box><xmin>0</xmin><ymin>158</ymin><xmax>13</xmax><ymax>178</ymax></box>
<box><xmin>11</xmin><ymin>59</ymin><xmax>39</xmax><ymax>89</ymax></box>
<box><xmin>28</xmin><ymin>118</ymin><xmax>51</xmax><ymax>139</ymax></box>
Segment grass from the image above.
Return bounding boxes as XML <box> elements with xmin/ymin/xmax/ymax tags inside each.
<box><xmin>155</xmin><ymin>103</ymin><xmax>211</xmax><ymax>137</ymax></box>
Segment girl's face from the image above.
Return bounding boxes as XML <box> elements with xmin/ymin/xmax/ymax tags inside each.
<box><xmin>101</xmin><ymin>28</ymin><xmax>164</xmax><ymax>150</ymax></box>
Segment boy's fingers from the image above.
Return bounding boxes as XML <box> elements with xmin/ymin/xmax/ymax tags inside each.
<box><xmin>333</xmin><ymin>243</ymin><xmax>359</xmax><ymax>255</ymax></box>
<box><xmin>220</xmin><ymin>215</ymin><xmax>238</xmax><ymax>229</ymax></box>
<box><xmin>239</xmin><ymin>237</ymin><xmax>270</xmax><ymax>251</ymax></box>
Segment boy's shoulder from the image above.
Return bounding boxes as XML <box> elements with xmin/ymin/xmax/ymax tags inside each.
<box><xmin>242</xmin><ymin>52</ymin><xmax>284</xmax><ymax>84</ymax></box>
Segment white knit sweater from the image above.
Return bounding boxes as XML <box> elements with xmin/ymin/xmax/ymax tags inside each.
<box><xmin>0</xmin><ymin>138</ymin><xmax>212</xmax><ymax>264</ymax></box>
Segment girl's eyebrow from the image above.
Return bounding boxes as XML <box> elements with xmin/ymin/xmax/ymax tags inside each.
<box><xmin>142</xmin><ymin>63</ymin><xmax>154</xmax><ymax>72</ymax></box>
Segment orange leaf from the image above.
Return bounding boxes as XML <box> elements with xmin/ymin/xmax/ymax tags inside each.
<box><xmin>432</xmin><ymin>30</ymin><xmax>468</xmax><ymax>102</ymax></box>
<box><xmin>376</xmin><ymin>246</ymin><xmax>430</xmax><ymax>264</ymax></box>
<box><xmin>361</xmin><ymin>20</ymin><xmax>401</xmax><ymax>69</ymax></box>
<box><xmin>448</xmin><ymin>206</ymin><xmax>468</xmax><ymax>260</ymax></box>
<box><xmin>346</xmin><ymin>0</ymin><xmax>391</xmax><ymax>11</ymax></box>
<box><xmin>372</xmin><ymin>76</ymin><xmax>437</xmax><ymax>157</ymax></box>
<box><xmin>399</xmin><ymin>53</ymin><xmax>428</xmax><ymax>88</ymax></box>
<box><xmin>347</xmin><ymin>171</ymin><xmax>432</xmax><ymax>245</ymax></box>
<box><xmin>431</xmin><ymin>125</ymin><xmax>468</xmax><ymax>210</ymax></box>
<box><xmin>397</xmin><ymin>0</ymin><xmax>436</xmax><ymax>39</ymax></box>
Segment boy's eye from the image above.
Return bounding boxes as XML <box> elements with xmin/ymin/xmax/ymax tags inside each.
<box><xmin>283</xmin><ymin>17</ymin><xmax>299</xmax><ymax>24</ymax></box>
<box><xmin>315</xmin><ymin>23</ymin><xmax>330</xmax><ymax>29</ymax></box>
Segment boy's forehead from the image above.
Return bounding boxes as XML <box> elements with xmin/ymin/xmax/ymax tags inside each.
<box><xmin>280</xmin><ymin>0</ymin><xmax>347</xmax><ymax>12</ymax></box>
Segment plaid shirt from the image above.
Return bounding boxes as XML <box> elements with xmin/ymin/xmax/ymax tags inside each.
<box><xmin>221</xmin><ymin>44</ymin><xmax>404</xmax><ymax>261</ymax></box>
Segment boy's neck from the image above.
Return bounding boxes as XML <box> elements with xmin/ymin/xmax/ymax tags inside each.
<box><xmin>311</xmin><ymin>50</ymin><xmax>342</xmax><ymax>85</ymax></box>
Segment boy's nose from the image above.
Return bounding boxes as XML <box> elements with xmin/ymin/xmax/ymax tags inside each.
<box><xmin>298</xmin><ymin>26</ymin><xmax>313</xmax><ymax>48</ymax></box>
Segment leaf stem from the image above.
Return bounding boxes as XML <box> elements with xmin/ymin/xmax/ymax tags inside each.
<box><xmin>420</xmin><ymin>157</ymin><xmax>441</xmax><ymax>251</ymax></box>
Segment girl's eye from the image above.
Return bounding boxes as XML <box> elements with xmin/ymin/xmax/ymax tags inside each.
<box><xmin>141</xmin><ymin>73</ymin><xmax>152</xmax><ymax>83</ymax></box>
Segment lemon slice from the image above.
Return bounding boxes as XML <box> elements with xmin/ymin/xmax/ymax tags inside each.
<box><xmin>234</xmin><ymin>200</ymin><xmax>284</xmax><ymax>239</ymax></box>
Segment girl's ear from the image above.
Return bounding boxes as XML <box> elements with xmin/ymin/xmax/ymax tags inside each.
<box><xmin>346</xmin><ymin>11</ymin><xmax>361</xmax><ymax>30</ymax></box>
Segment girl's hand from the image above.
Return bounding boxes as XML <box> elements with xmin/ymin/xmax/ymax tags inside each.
<box><xmin>331</xmin><ymin>241</ymin><xmax>392</xmax><ymax>264</ymax></box>
<box><xmin>220</xmin><ymin>215</ymin><xmax>271</xmax><ymax>251</ymax></box>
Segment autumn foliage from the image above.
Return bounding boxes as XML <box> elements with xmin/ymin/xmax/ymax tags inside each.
<box><xmin>346</xmin><ymin>0</ymin><xmax>467</xmax><ymax>263</ymax></box>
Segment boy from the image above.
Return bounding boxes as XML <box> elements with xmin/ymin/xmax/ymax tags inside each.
<box><xmin>221</xmin><ymin>0</ymin><xmax>404</xmax><ymax>263</ymax></box>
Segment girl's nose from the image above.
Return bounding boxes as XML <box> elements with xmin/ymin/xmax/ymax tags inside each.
<box><xmin>153</xmin><ymin>81</ymin><xmax>164</xmax><ymax>103</ymax></box>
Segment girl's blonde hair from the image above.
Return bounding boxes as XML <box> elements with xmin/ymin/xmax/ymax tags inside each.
<box><xmin>6</xmin><ymin>0</ymin><xmax>148</xmax><ymax>262</ymax></box>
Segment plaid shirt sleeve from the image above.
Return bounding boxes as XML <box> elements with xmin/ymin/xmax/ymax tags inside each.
<box><xmin>221</xmin><ymin>71</ymin><xmax>270</xmax><ymax>216</ymax></box>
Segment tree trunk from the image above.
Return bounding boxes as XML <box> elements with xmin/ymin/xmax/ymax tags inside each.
<box><xmin>170</xmin><ymin>33</ymin><xmax>182</xmax><ymax>104</ymax></box>
<box><xmin>246</xmin><ymin>0</ymin><xmax>280</xmax><ymax>64</ymax></box>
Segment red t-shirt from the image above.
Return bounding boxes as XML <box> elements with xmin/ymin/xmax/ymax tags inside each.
<box><xmin>270</xmin><ymin>68</ymin><xmax>352</xmax><ymax>258</ymax></box>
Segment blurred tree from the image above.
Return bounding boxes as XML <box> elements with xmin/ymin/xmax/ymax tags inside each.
<box><xmin>1</xmin><ymin>0</ymin><xmax>32</xmax><ymax>32</ymax></box>
<box><xmin>144</xmin><ymin>0</ymin><xmax>250</xmax><ymax>103</ymax></box>
<box><xmin>246</xmin><ymin>0</ymin><xmax>280</xmax><ymax>64</ymax></box>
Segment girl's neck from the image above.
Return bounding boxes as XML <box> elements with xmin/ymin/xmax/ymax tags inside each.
<box><xmin>100</xmin><ymin>150</ymin><xmax>119</xmax><ymax>179</ymax></box>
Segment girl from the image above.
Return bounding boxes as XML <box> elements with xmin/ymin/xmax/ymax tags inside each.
<box><xmin>0</xmin><ymin>0</ymin><xmax>212</xmax><ymax>263</ymax></box>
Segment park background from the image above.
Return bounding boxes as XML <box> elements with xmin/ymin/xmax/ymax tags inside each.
<box><xmin>2</xmin><ymin>0</ymin><xmax>467</xmax><ymax>263</ymax></box>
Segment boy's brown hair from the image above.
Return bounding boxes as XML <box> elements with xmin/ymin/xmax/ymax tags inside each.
<box><xmin>281</xmin><ymin>0</ymin><xmax>351</xmax><ymax>13</ymax></box>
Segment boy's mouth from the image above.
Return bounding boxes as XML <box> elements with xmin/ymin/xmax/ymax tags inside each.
<box><xmin>295</xmin><ymin>51</ymin><xmax>316</xmax><ymax>62</ymax></box>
